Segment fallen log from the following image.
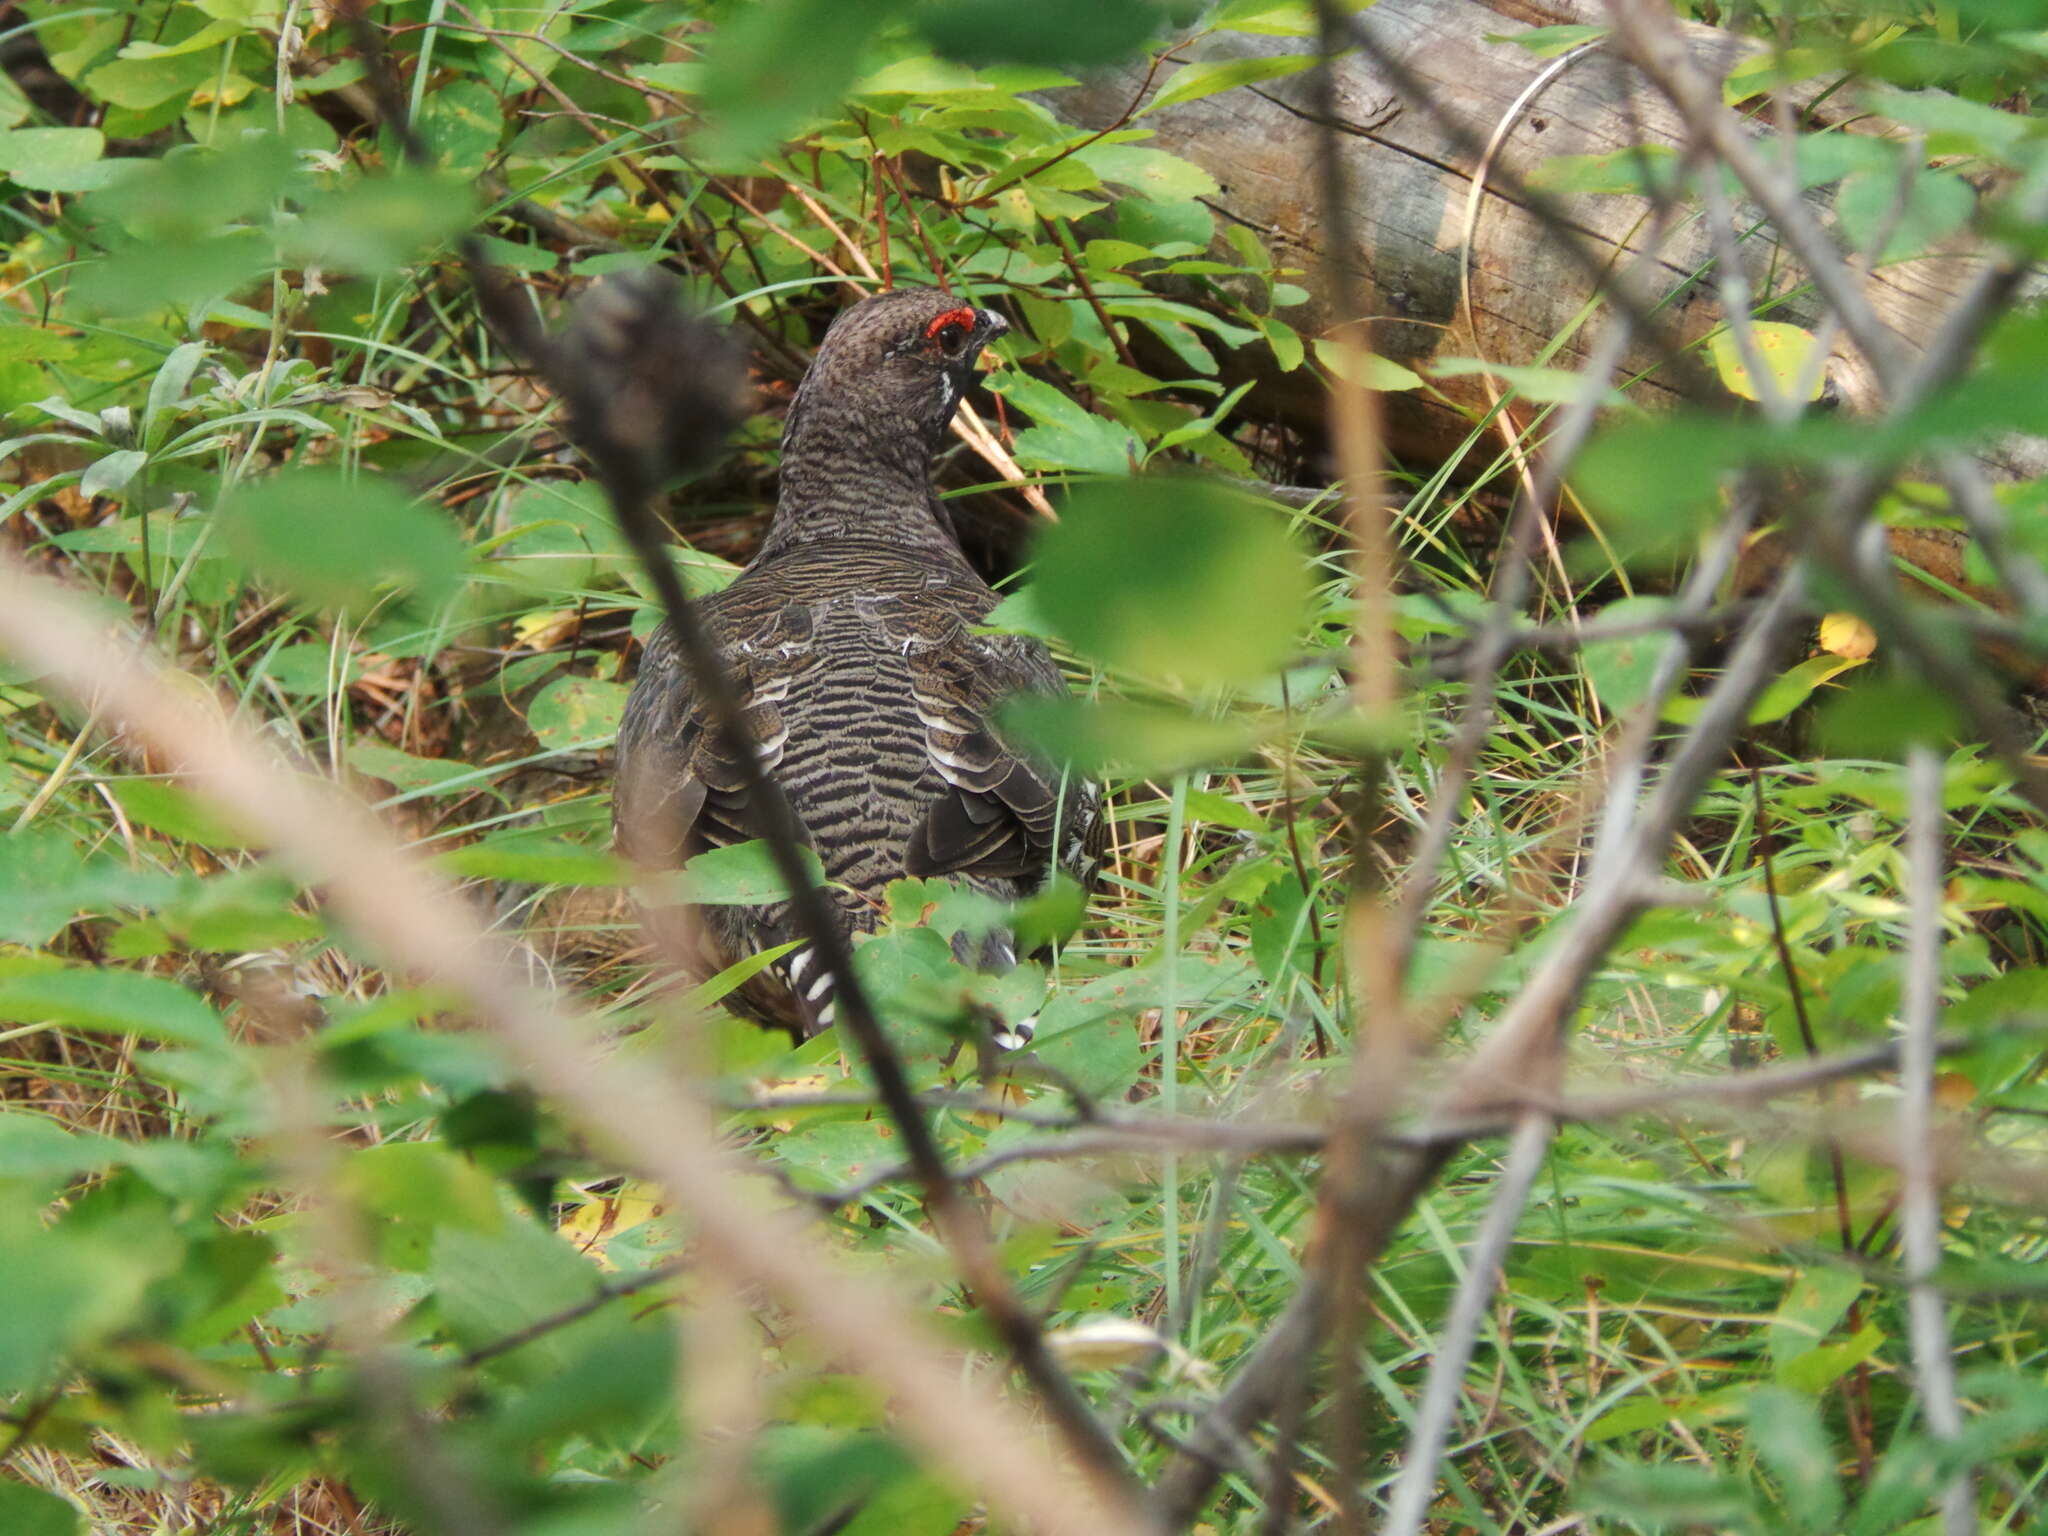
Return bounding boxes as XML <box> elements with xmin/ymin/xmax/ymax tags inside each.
<box><xmin>1044</xmin><ymin>0</ymin><xmax>2046</xmax><ymax>482</ymax></box>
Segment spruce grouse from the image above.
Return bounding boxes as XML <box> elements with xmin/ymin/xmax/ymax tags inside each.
<box><xmin>614</xmin><ymin>287</ymin><xmax>1100</xmax><ymax>1038</ymax></box>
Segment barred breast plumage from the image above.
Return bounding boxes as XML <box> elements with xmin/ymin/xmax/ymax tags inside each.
<box><xmin>614</xmin><ymin>288</ymin><xmax>1100</xmax><ymax>1038</ymax></box>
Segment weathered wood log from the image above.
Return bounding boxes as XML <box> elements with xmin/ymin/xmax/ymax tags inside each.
<box><xmin>1045</xmin><ymin>0</ymin><xmax>2046</xmax><ymax>481</ymax></box>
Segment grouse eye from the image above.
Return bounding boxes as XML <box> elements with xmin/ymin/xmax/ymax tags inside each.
<box><xmin>923</xmin><ymin>305</ymin><xmax>978</xmax><ymax>354</ymax></box>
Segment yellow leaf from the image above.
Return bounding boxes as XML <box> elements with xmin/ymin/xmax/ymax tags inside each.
<box><xmin>513</xmin><ymin>608</ymin><xmax>581</xmax><ymax>650</ymax></box>
<box><xmin>556</xmin><ymin>1178</ymin><xmax>667</xmax><ymax>1269</ymax></box>
<box><xmin>1709</xmin><ymin>321</ymin><xmax>1825</xmax><ymax>403</ymax></box>
<box><xmin>1818</xmin><ymin>611</ymin><xmax>1877</xmax><ymax>659</ymax></box>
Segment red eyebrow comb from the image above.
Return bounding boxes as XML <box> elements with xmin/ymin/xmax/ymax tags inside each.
<box><xmin>924</xmin><ymin>306</ymin><xmax>977</xmax><ymax>338</ymax></box>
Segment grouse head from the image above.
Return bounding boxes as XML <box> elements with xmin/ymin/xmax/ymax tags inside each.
<box><xmin>783</xmin><ymin>287</ymin><xmax>1007</xmax><ymax>459</ymax></box>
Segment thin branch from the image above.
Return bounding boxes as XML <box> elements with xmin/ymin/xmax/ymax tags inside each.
<box><xmin>1305</xmin><ymin>3</ymin><xmax>1407</xmax><ymax>1528</ymax></box>
<box><xmin>1603</xmin><ymin>0</ymin><xmax>1910</xmax><ymax>390</ymax></box>
<box><xmin>460</xmin><ymin>1259</ymin><xmax>686</xmax><ymax>1369</ymax></box>
<box><xmin>1381</xmin><ymin>1112</ymin><xmax>1555</xmax><ymax>1536</ymax></box>
<box><xmin>1153</xmin><ymin>563</ymin><xmax>1811</xmax><ymax>1527</ymax></box>
<box><xmin>0</xmin><ymin>548</ymin><xmax>1148</xmax><ymax>1536</ymax></box>
<box><xmin>1901</xmin><ymin>744</ymin><xmax>1972</xmax><ymax>1533</ymax></box>
<box><xmin>343</xmin><ymin>10</ymin><xmax>1136</xmax><ymax>1493</ymax></box>
<box><xmin>1324</xmin><ymin>2</ymin><xmax>1721</xmax><ymax>405</ymax></box>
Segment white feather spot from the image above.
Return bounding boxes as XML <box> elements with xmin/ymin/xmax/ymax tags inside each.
<box><xmin>992</xmin><ymin>1015</ymin><xmax>1035</xmax><ymax>1050</ymax></box>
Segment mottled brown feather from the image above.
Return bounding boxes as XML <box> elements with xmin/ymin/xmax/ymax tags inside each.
<box><xmin>615</xmin><ymin>289</ymin><xmax>1098</xmax><ymax>1036</ymax></box>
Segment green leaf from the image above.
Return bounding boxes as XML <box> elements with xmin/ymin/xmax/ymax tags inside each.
<box><xmin>1581</xmin><ymin>597</ymin><xmax>1675</xmax><ymax>713</ymax></box>
<box><xmin>85</xmin><ymin>48</ymin><xmax>218</xmax><ymax>110</ymax></box>
<box><xmin>440</xmin><ymin>836</ymin><xmax>627</xmax><ymax>886</ymax></box>
<box><xmin>83</xmin><ymin>133</ymin><xmax>298</xmax><ymax>243</ymax></box>
<box><xmin>110</xmin><ymin>778</ymin><xmax>254</xmax><ymax>849</ymax></box>
<box><xmin>78</xmin><ymin>448</ymin><xmax>147</xmax><ymax>500</ymax></box>
<box><xmin>431</xmin><ymin>1214</ymin><xmax>625</xmax><ymax>1384</ymax></box>
<box><xmin>1580</xmin><ymin>1459</ymin><xmax>1759</xmax><ymax>1523</ymax></box>
<box><xmin>118</xmin><ymin>16</ymin><xmax>245</xmax><ymax>59</ymax></box>
<box><xmin>1029</xmin><ymin>476</ymin><xmax>1312</xmax><ymax>682</ymax></box>
<box><xmin>418</xmin><ymin>77</ymin><xmax>504</xmax><ymax>179</ymax></box>
<box><xmin>684</xmin><ymin>941</ymin><xmax>804</xmax><ymax>1010</ymax></box>
<box><xmin>0</xmin><ymin>322</ymin><xmax>81</xmax><ymax>364</ymax></box>
<box><xmin>0</xmin><ymin>68</ymin><xmax>26</xmax><ymax>130</ymax></box>
<box><xmin>217</xmin><ymin>468</ymin><xmax>466</xmax><ymax>614</ymax></box>
<box><xmin>1489</xmin><ymin>23</ymin><xmax>1608</xmax><ymax>58</ymax></box>
<box><xmin>1721</xmin><ymin>45</ymin><xmax>1838</xmax><ymax>104</ymax></box>
<box><xmin>1816</xmin><ymin>669</ymin><xmax>1965</xmax><ymax>757</ymax></box>
<box><xmin>1526</xmin><ymin>144</ymin><xmax>1681</xmax><ymax>197</ymax></box>
<box><xmin>0</xmin><ymin>964</ymin><xmax>227</xmax><ymax>1048</ymax></box>
<box><xmin>144</xmin><ymin>341</ymin><xmax>209</xmax><ymax>448</ymax></box>
<box><xmin>1000</xmin><ymin>694</ymin><xmax>1260</xmax><ymax>776</ymax></box>
<box><xmin>1792</xmin><ymin>131</ymin><xmax>1898</xmax><ymax>190</ymax></box>
<box><xmin>1427</xmin><ymin>356</ymin><xmax>1628</xmax><ymax>404</ymax></box>
<box><xmin>339</xmin><ymin>1141</ymin><xmax>503</xmax><ymax>1270</ymax></box>
<box><xmin>1584</xmin><ymin>1384</ymin><xmax>1747</xmax><ymax>1443</ymax></box>
<box><xmin>0</xmin><ymin>1480</ymin><xmax>84</xmax><ymax>1536</ymax></box>
<box><xmin>347</xmin><ymin>741</ymin><xmax>483</xmax><ymax>797</ymax></box>
<box><xmin>1572</xmin><ymin>413</ymin><xmax>1754</xmax><ymax>563</ymax></box>
<box><xmin>1257</xmin><ymin>314</ymin><xmax>1304</xmax><ymax>372</ymax></box>
<box><xmin>1672</xmin><ymin>651</ymin><xmax>1864</xmax><ymax>727</ymax></box>
<box><xmin>694</xmin><ymin>0</ymin><xmax>895</xmax><ymax>164</ymax></box>
<box><xmin>918</xmin><ymin>0</ymin><xmax>1165</xmax><ymax>69</ymax></box>
<box><xmin>472</xmin><ymin>233</ymin><xmax>559</xmax><ymax>273</ymax></box>
<box><xmin>993</xmin><ymin>372</ymin><xmax>1142</xmax><ymax>475</ymax></box>
<box><xmin>0</xmin><ymin>1115</ymin><xmax>119</xmax><ymax>1181</ymax></box>
<box><xmin>528</xmin><ymin>675</ymin><xmax>629</xmax><ymax>750</ymax></box>
<box><xmin>256</xmin><ymin>640</ymin><xmax>363</xmax><ymax>697</ymax></box>
<box><xmin>1209</xmin><ymin>0</ymin><xmax>1315</xmax><ymax>32</ymax></box>
<box><xmin>681</xmin><ymin>840</ymin><xmax>828</xmax><ymax>905</ymax></box>
<box><xmin>1837</xmin><ymin>164</ymin><xmax>1975</xmax><ymax>262</ymax></box>
<box><xmin>1866</xmin><ymin>83</ymin><xmax>2030</xmax><ymax>163</ymax></box>
<box><xmin>0</xmin><ymin>1197</ymin><xmax>165</xmax><ymax>1393</ymax></box>
<box><xmin>1077</xmin><ymin>143</ymin><xmax>1220</xmax><ymax>201</ymax></box>
<box><xmin>282</xmin><ymin>170</ymin><xmax>479</xmax><ymax>275</ymax></box>
<box><xmin>160</xmin><ymin>867</ymin><xmax>323</xmax><ymax>951</ymax></box>
<box><xmin>1010</xmin><ymin>417</ymin><xmax>1142</xmax><ymax>476</ymax></box>
<box><xmin>0</xmin><ymin>829</ymin><xmax>179</xmax><ymax>945</ymax></box>
<box><xmin>1313</xmin><ymin>338</ymin><xmax>1424</xmax><ymax>392</ymax></box>
<box><xmin>1777</xmin><ymin>1321</ymin><xmax>1886</xmax><ymax>1394</ymax></box>
<box><xmin>1112</xmin><ymin>193</ymin><xmax>1214</xmax><ymax>249</ymax></box>
<box><xmin>1143</xmin><ymin>51</ymin><xmax>1317</xmax><ymax>114</ymax></box>
<box><xmin>1769</xmin><ymin>1266</ymin><xmax>1864</xmax><ymax>1374</ymax></box>
<box><xmin>481</xmin><ymin>480</ymin><xmax>628</xmax><ymax>579</ymax></box>
<box><xmin>0</xmin><ymin>127</ymin><xmax>109</xmax><ymax>192</ymax></box>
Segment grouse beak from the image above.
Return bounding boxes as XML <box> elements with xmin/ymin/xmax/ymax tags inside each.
<box><xmin>973</xmin><ymin>308</ymin><xmax>1009</xmax><ymax>346</ymax></box>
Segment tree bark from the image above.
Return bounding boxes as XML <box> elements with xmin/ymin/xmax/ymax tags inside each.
<box><xmin>1045</xmin><ymin>0</ymin><xmax>2046</xmax><ymax>480</ymax></box>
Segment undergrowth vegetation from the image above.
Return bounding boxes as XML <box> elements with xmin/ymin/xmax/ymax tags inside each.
<box><xmin>3</xmin><ymin>0</ymin><xmax>2048</xmax><ymax>1532</ymax></box>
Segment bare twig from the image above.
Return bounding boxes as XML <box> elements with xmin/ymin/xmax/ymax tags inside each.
<box><xmin>341</xmin><ymin>10</ymin><xmax>1136</xmax><ymax>1492</ymax></box>
<box><xmin>1302</xmin><ymin>3</ymin><xmax>1408</xmax><ymax>1527</ymax></box>
<box><xmin>1154</xmin><ymin>562</ymin><xmax>1811</xmax><ymax>1526</ymax></box>
<box><xmin>1381</xmin><ymin>1112</ymin><xmax>1555</xmax><ymax>1536</ymax></box>
<box><xmin>1901</xmin><ymin>744</ymin><xmax>1972</xmax><ymax>1534</ymax></box>
<box><xmin>1603</xmin><ymin>0</ymin><xmax>1910</xmax><ymax>390</ymax></box>
<box><xmin>0</xmin><ymin>550</ymin><xmax>1148</xmax><ymax>1536</ymax></box>
<box><xmin>1324</xmin><ymin>2</ymin><xmax>1720</xmax><ymax>404</ymax></box>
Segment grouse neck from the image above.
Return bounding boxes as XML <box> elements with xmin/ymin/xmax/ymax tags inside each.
<box><xmin>758</xmin><ymin>414</ymin><xmax>964</xmax><ymax>560</ymax></box>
